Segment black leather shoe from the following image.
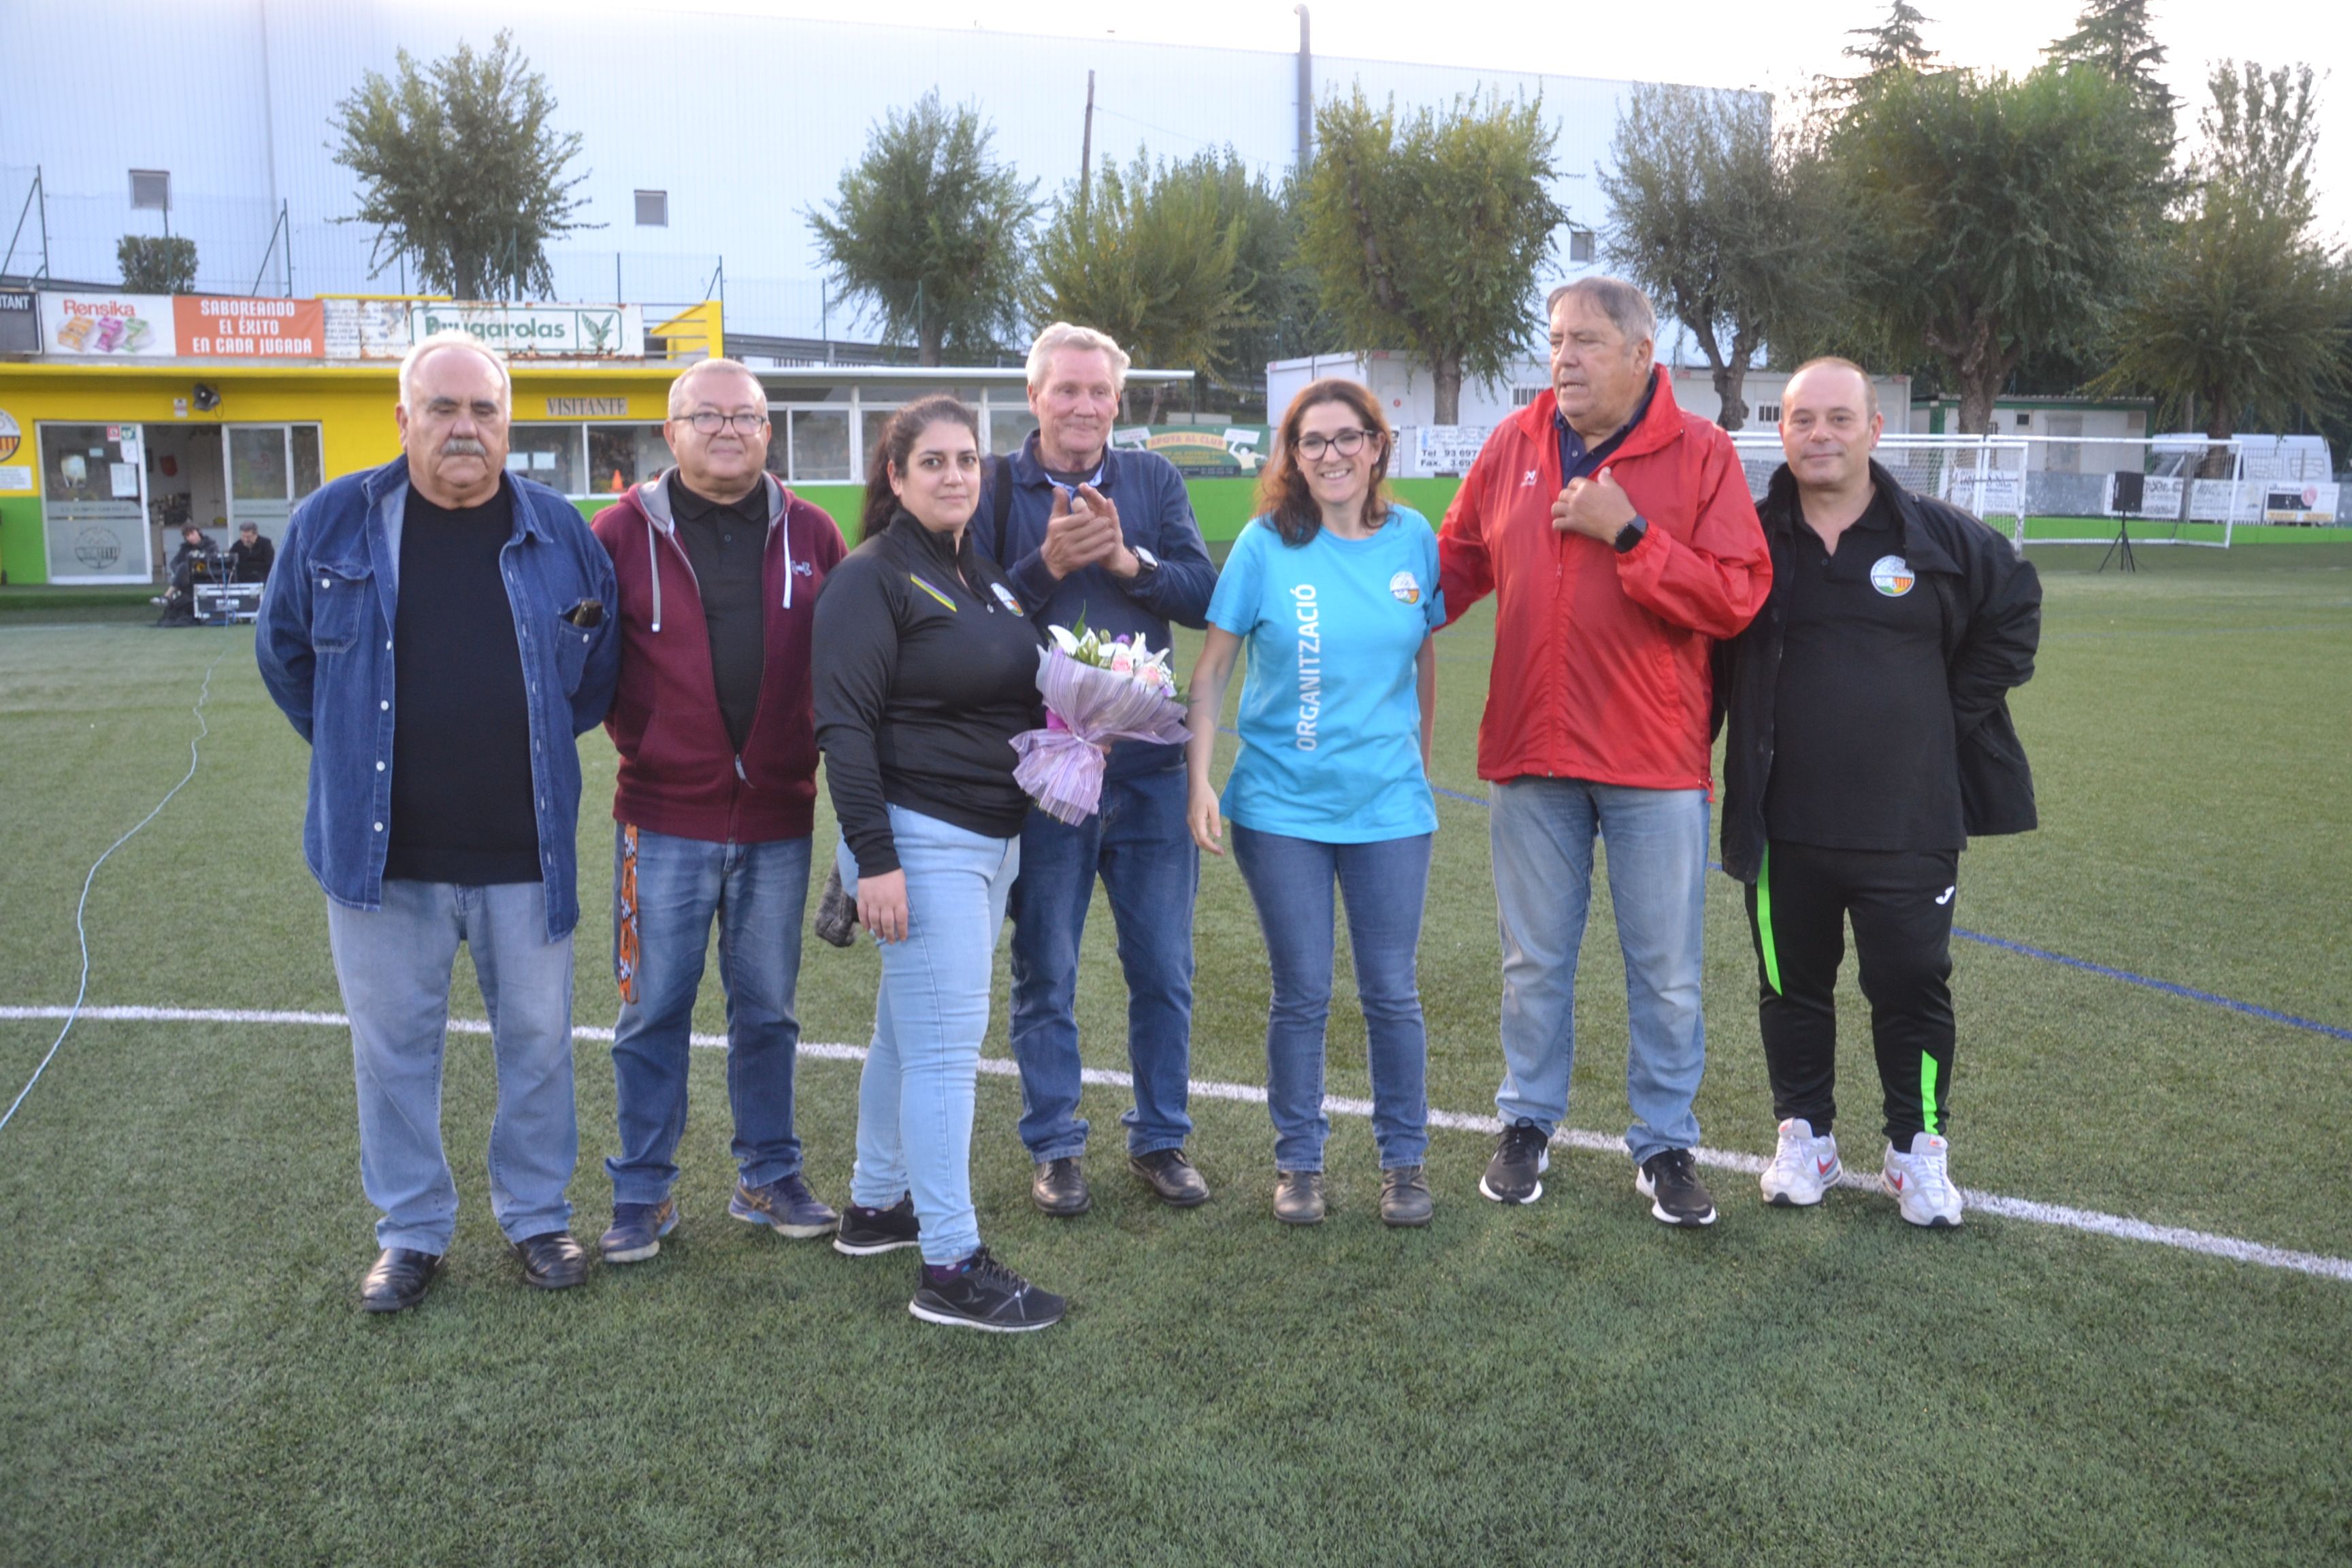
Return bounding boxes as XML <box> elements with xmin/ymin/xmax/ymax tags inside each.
<box><xmin>513</xmin><ymin>1230</ymin><xmax>590</xmax><ymax>1289</ymax></box>
<box><xmin>1130</xmin><ymin>1147</ymin><xmax>1211</xmax><ymax>1207</ymax></box>
<box><xmin>1031</xmin><ymin>1156</ymin><xmax>1091</xmax><ymax>1217</ymax></box>
<box><xmin>360</xmin><ymin>1247</ymin><xmax>445</xmax><ymax>1313</ymax></box>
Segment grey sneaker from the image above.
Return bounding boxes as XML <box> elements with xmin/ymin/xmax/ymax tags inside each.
<box><xmin>1273</xmin><ymin>1170</ymin><xmax>1326</xmax><ymax>1225</ymax></box>
<box><xmin>1379</xmin><ymin>1165</ymin><xmax>1434</xmax><ymax>1227</ymax></box>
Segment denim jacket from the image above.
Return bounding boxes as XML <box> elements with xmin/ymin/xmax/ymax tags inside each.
<box><xmin>257</xmin><ymin>456</ymin><xmax>620</xmax><ymax>939</ymax></box>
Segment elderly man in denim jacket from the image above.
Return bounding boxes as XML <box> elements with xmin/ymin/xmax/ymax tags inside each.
<box><xmin>258</xmin><ymin>331</ymin><xmax>619</xmax><ymax>1313</ymax></box>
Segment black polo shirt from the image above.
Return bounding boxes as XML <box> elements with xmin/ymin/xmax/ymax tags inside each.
<box><xmin>1763</xmin><ymin>493</ymin><xmax>1963</xmax><ymax>852</ymax></box>
<box><xmin>385</xmin><ymin>479</ymin><xmax>541</xmax><ymax>884</ymax></box>
<box><xmin>668</xmin><ymin>473</ymin><xmax>768</xmax><ymax>753</ymax></box>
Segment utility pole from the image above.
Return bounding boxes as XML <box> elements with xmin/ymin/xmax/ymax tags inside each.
<box><xmin>1294</xmin><ymin>6</ymin><xmax>1313</xmax><ymax>170</ymax></box>
<box><xmin>1079</xmin><ymin>69</ymin><xmax>1096</xmax><ymax>218</ymax></box>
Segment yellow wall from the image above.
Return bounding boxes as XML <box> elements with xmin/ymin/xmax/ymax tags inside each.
<box><xmin>0</xmin><ymin>362</ymin><xmax>690</xmax><ymax>583</ymax></box>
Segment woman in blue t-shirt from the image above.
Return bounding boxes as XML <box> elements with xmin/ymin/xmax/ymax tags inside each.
<box><xmin>1184</xmin><ymin>378</ymin><xmax>1444</xmax><ymax>1228</ymax></box>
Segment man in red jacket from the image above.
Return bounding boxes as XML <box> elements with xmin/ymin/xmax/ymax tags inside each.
<box><xmin>589</xmin><ymin>359</ymin><xmax>849</xmax><ymax>1262</ymax></box>
<box><xmin>1439</xmin><ymin>278</ymin><xmax>1771</xmax><ymax>1227</ymax></box>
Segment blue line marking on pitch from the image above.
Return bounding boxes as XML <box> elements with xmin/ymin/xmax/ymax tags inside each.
<box><xmin>1215</xmin><ymin>724</ymin><xmax>2347</xmax><ymax>1039</ymax></box>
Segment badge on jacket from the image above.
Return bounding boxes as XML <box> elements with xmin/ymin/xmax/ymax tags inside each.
<box><xmin>1869</xmin><ymin>556</ymin><xmax>1916</xmax><ymax>597</ymax></box>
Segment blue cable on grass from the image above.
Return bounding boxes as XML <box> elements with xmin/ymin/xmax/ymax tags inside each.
<box><xmin>0</xmin><ymin>651</ymin><xmax>227</xmax><ymax>1134</ymax></box>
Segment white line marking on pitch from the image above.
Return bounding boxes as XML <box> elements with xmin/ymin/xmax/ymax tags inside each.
<box><xmin>7</xmin><ymin>1001</ymin><xmax>2347</xmax><ymax>1284</ymax></box>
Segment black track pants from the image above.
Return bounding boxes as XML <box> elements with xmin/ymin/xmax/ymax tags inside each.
<box><xmin>1743</xmin><ymin>840</ymin><xmax>1958</xmax><ymax>1148</ymax></box>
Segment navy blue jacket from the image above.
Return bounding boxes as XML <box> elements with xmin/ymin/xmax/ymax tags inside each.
<box><xmin>977</xmin><ymin>434</ymin><xmax>1216</xmax><ymax>778</ymax></box>
<box><xmin>255</xmin><ymin>457</ymin><xmax>619</xmax><ymax>938</ymax></box>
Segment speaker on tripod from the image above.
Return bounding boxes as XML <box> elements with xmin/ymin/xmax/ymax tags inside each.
<box><xmin>2102</xmin><ymin>470</ymin><xmax>2143</xmax><ymax>573</ymax></box>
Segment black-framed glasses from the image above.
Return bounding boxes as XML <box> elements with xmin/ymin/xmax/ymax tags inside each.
<box><xmin>685</xmin><ymin>410</ymin><xmax>768</xmax><ymax>436</ymax></box>
<box><xmin>1295</xmin><ymin>428</ymin><xmax>1376</xmax><ymax>459</ymax></box>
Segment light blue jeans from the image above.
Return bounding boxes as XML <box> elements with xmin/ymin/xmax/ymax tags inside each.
<box><xmin>325</xmin><ymin>880</ymin><xmax>577</xmax><ymax>1254</ymax></box>
<box><xmin>606</xmin><ymin>827</ymin><xmax>813</xmax><ymax>1205</ymax></box>
<box><xmin>841</xmin><ymin>807</ymin><xmax>1019</xmax><ymax>1266</ymax></box>
<box><xmin>1489</xmin><ymin>777</ymin><xmax>1710</xmax><ymax>1165</ymax></box>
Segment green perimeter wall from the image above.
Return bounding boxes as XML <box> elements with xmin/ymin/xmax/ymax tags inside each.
<box><xmin>568</xmin><ymin>477</ymin><xmax>1470</xmax><ymax>542</ymax></box>
<box><xmin>2</xmin><ymin>495</ymin><xmax>47</xmax><ymax>583</ymax></box>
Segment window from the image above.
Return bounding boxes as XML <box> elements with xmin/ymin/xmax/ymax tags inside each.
<box><xmin>2014</xmin><ymin>411</ymin><xmax>2032</xmax><ymax>429</ymax></box>
<box><xmin>634</xmin><ymin>190</ymin><xmax>668</xmax><ymax>227</ymax></box>
<box><xmin>1512</xmin><ymin>387</ymin><xmax>1548</xmax><ymax>407</ymax></box>
<box><xmin>589</xmin><ymin>423</ymin><xmax>674</xmax><ymax>492</ymax></box>
<box><xmin>1567</xmin><ymin>229</ymin><xmax>1596</xmax><ymax>263</ymax></box>
<box><xmin>129</xmin><ymin>169</ymin><xmax>170</xmax><ymax>212</ymax></box>
<box><xmin>1756</xmin><ymin>404</ymin><xmax>1781</xmax><ymax>423</ymax></box>
<box><xmin>506</xmin><ymin>425</ymin><xmax>587</xmax><ymax>495</ymax></box>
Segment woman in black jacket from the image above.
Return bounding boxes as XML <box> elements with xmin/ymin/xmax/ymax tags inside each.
<box><xmin>811</xmin><ymin>396</ymin><xmax>1062</xmax><ymax>1332</ymax></box>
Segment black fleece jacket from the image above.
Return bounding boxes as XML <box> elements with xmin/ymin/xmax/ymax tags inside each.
<box><xmin>1715</xmin><ymin>459</ymin><xmax>2042</xmax><ymax>884</ymax></box>
<box><xmin>812</xmin><ymin>513</ymin><xmax>1045</xmax><ymax>877</ymax></box>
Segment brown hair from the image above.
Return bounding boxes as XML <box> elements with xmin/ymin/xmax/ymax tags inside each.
<box><xmin>1254</xmin><ymin>378</ymin><xmax>1394</xmax><ymax>547</ymax></box>
<box><xmin>859</xmin><ymin>395</ymin><xmax>980</xmax><ymax>542</ymax></box>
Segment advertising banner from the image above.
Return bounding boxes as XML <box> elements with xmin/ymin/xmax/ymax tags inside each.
<box><xmin>1109</xmin><ymin>425</ymin><xmax>1268</xmax><ymax>476</ymax></box>
<box><xmin>321</xmin><ymin>299</ymin><xmax>417</xmax><ymax>359</ymax></box>
<box><xmin>175</xmin><ymin>296</ymin><xmax>326</xmax><ymax>357</ymax></box>
<box><xmin>38</xmin><ymin>293</ymin><xmax>177</xmax><ymax>357</ymax></box>
<box><xmin>1409</xmin><ymin>426</ymin><xmax>1491</xmax><ymax>476</ymax></box>
<box><xmin>2259</xmin><ymin>483</ymin><xmax>2340</xmax><ymax>524</ymax></box>
<box><xmin>412</xmin><ymin>301</ymin><xmax>643</xmax><ymax>359</ymax></box>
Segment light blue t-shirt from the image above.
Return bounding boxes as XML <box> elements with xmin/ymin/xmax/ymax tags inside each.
<box><xmin>1205</xmin><ymin>505</ymin><xmax>1445</xmax><ymax>843</ymax></box>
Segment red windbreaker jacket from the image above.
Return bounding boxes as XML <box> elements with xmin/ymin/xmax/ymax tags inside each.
<box><xmin>1438</xmin><ymin>370</ymin><xmax>1771</xmax><ymax>793</ymax></box>
<box><xmin>592</xmin><ymin>472</ymin><xmax>847</xmax><ymax>843</ymax></box>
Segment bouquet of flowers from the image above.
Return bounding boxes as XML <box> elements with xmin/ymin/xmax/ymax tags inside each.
<box><xmin>1009</xmin><ymin>623</ymin><xmax>1190</xmax><ymax>826</ymax></box>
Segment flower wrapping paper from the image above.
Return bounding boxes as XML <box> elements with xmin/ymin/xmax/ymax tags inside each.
<box><xmin>1010</xmin><ymin>647</ymin><xmax>1192</xmax><ymax>825</ymax></box>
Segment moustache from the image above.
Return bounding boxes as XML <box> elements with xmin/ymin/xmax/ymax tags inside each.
<box><xmin>439</xmin><ymin>438</ymin><xmax>489</xmax><ymax>458</ymax></box>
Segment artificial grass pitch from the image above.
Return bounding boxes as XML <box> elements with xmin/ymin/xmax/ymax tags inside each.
<box><xmin>1</xmin><ymin>544</ymin><xmax>2349</xmax><ymax>1564</ymax></box>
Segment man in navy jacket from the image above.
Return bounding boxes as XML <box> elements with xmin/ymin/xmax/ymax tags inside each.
<box><xmin>977</xmin><ymin>323</ymin><xmax>1218</xmax><ymax>1215</ymax></box>
<box><xmin>257</xmin><ymin>331</ymin><xmax>618</xmax><ymax>1312</ymax></box>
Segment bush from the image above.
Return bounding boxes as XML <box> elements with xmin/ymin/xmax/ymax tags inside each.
<box><xmin>118</xmin><ymin>235</ymin><xmax>197</xmax><ymax>294</ymax></box>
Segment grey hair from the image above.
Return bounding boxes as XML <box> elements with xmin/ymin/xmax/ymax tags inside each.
<box><xmin>1026</xmin><ymin>321</ymin><xmax>1132</xmax><ymax>393</ymax></box>
<box><xmin>397</xmin><ymin>329</ymin><xmax>512</xmax><ymax>411</ymax></box>
<box><xmin>1546</xmin><ymin>276</ymin><xmax>1657</xmax><ymax>346</ymax></box>
<box><xmin>667</xmin><ymin>357</ymin><xmax>768</xmax><ymax>417</ymax></box>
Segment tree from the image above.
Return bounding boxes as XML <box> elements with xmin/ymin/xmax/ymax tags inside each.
<box><xmin>1598</xmin><ymin>84</ymin><xmax>1845</xmax><ymax>430</ymax></box>
<box><xmin>2093</xmin><ymin>63</ymin><xmax>2347</xmax><ymax>451</ymax></box>
<box><xmin>331</xmin><ymin>31</ymin><xmax>592</xmax><ymax>300</ymax></box>
<box><xmin>1831</xmin><ymin>63</ymin><xmax>2167</xmax><ymax>432</ymax></box>
<box><xmin>1029</xmin><ymin>150</ymin><xmax>1247</xmax><ymax>421</ymax></box>
<box><xmin>118</xmin><ymin>235</ymin><xmax>197</xmax><ymax>293</ymax></box>
<box><xmin>1301</xmin><ymin>89</ymin><xmax>1565</xmax><ymax>424</ymax></box>
<box><xmin>1844</xmin><ymin>1</ymin><xmax>1936</xmax><ymax>78</ymax></box>
<box><xmin>808</xmin><ymin>93</ymin><xmax>1037</xmax><ymax>366</ymax></box>
<box><xmin>2045</xmin><ymin>0</ymin><xmax>2174</xmax><ymax>146</ymax></box>
<box><xmin>1196</xmin><ymin>152</ymin><xmax>1337</xmax><ymax>393</ymax></box>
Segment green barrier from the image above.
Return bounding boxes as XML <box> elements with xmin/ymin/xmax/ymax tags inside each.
<box><xmin>1</xmin><ymin>495</ymin><xmax>48</xmax><ymax>584</ymax></box>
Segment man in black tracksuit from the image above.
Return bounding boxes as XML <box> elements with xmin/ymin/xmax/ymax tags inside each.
<box><xmin>1716</xmin><ymin>357</ymin><xmax>2040</xmax><ymax>1228</ymax></box>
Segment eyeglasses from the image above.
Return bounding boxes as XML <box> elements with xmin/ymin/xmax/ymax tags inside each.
<box><xmin>1294</xmin><ymin>428</ymin><xmax>1377</xmax><ymax>460</ymax></box>
<box><xmin>684</xmin><ymin>410</ymin><xmax>769</xmax><ymax>436</ymax></box>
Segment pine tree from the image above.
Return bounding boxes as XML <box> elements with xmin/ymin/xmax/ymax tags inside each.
<box><xmin>2046</xmin><ymin>0</ymin><xmax>2174</xmax><ymax>146</ymax></box>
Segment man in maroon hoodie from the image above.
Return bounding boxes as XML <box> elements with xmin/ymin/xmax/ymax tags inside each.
<box><xmin>589</xmin><ymin>359</ymin><xmax>848</xmax><ymax>1262</ymax></box>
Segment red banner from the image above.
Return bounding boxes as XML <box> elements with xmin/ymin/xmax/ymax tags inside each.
<box><xmin>174</xmin><ymin>296</ymin><xmax>325</xmax><ymax>358</ymax></box>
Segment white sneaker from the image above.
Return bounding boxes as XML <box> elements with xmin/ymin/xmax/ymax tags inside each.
<box><xmin>1882</xmin><ymin>1133</ymin><xmax>1963</xmax><ymax>1228</ymax></box>
<box><xmin>1760</xmin><ymin>1117</ymin><xmax>1841</xmax><ymax>1207</ymax></box>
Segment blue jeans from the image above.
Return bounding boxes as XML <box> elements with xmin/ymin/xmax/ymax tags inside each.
<box><xmin>842</xmin><ymin>808</ymin><xmax>1019</xmax><ymax>1266</ymax></box>
<box><xmin>1488</xmin><ymin>777</ymin><xmax>1710</xmax><ymax>1164</ymax></box>
<box><xmin>1008</xmin><ymin>764</ymin><xmax>1197</xmax><ymax>1161</ymax></box>
<box><xmin>605</xmin><ymin>826</ymin><xmax>812</xmax><ymax>1205</ymax></box>
<box><xmin>1229</xmin><ymin>824</ymin><xmax>1433</xmax><ymax>1171</ymax></box>
<box><xmin>325</xmin><ymin>880</ymin><xmax>577</xmax><ymax>1254</ymax></box>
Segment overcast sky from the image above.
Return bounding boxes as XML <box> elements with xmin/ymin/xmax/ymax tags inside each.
<box><xmin>723</xmin><ymin>0</ymin><xmax>2349</xmax><ymax>241</ymax></box>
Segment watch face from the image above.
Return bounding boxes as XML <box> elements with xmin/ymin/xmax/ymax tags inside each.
<box><xmin>1135</xmin><ymin>546</ymin><xmax>1158</xmax><ymax>570</ymax></box>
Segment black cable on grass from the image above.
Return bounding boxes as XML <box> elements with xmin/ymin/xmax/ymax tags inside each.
<box><xmin>0</xmin><ymin>651</ymin><xmax>227</xmax><ymax>1134</ymax></box>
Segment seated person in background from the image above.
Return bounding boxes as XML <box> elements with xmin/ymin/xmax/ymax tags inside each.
<box><xmin>229</xmin><ymin>522</ymin><xmax>275</xmax><ymax>583</ymax></box>
<box><xmin>157</xmin><ymin>525</ymin><xmax>214</xmax><ymax>623</ymax></box>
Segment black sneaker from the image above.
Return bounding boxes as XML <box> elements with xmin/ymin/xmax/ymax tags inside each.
<box><xmin>908</xmin><ymin>1247</ymin><xmax>1066</xmax><ymax>1333</ymax></box>
<box><xmin>1480</xmin><ymin>1119</ymin><xmax>1550</xmax><ymax>1204</ymax></box>
<box><xmin>834</xmin><ymin>1195</ymin><xmax>921</xmax><ymax>1256</ymax></box>
<box><xmin>1635</xmin><ymin>1149</ymin><xmax>1718</xmax><ymax>1227</ymax></box>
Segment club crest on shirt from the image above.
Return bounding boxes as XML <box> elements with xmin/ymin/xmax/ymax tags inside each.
<box><xmin>1389</xmin><ymin>570</ymin><xmax>1422</xmax><ymax>605</ymax></box>
<box><xmin>1869</xmin><ymin>555</ymin><xmax>1916</xmax><ymax>597</ymax></box>
<box><xmin>990</xmin><ymin>582</ymin><xmax>1022</xmax><ymax>615</ymax></box>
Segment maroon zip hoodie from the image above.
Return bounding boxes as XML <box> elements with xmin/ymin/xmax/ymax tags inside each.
<box><xmin>591</xmin><ymin>471</ymin><xmax>847</xmax><ymax>843</ymax></box>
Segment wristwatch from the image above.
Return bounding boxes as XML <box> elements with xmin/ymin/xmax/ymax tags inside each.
<box><xmin>1132</xmin><ymin>546</ymin><xmax>1160</xmax><ymax>573</ymax></box>
<box><xmin>1612</xmin><ymin>517</ymin><xmax>1648</xmax><ymax>554</ymax></box>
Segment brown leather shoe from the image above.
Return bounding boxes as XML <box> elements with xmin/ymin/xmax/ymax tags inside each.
<box><xmin>1379</xmin><ymin>1165</ymin><xmax>1434</xmax><ymax>1228</ymax></box>
<box><xmin>1130</xmin><ymin>1147</ymin><xmax>1211</xmax><ymax>1207</ymax></box>
<box><xmin>1032</xmin><ymin>1156</ymin><xmax>1091</xmax><ymax>1217</ymax></box>
<box><xmin>360</xmin><ymin>1247</ymin><xmax>445</xmax><ymax>1313</ymax></box>
<box><xmin>513</xmin><ymin>1230</ymin><xmax>589</xmax><ymax>1290</ymax></box>
<box><xmin>1273</xmin><ymin>1170</ymin><xmax>1326</xmax><ymax>1225</ymax></box>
